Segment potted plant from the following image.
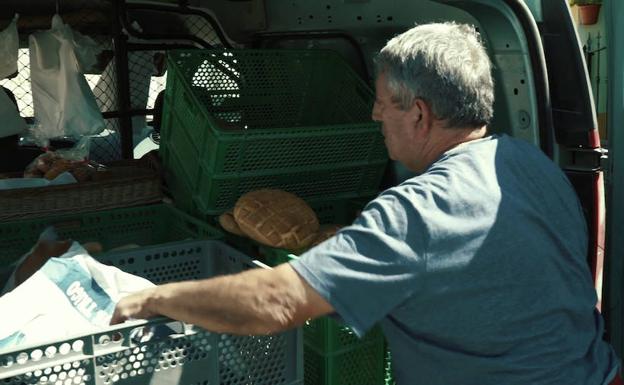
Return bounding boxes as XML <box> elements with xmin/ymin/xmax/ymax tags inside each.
<box><xmin>569</xmin><ymin>0</ymin><xmax>602</xmax><ymax>25</ymax></box>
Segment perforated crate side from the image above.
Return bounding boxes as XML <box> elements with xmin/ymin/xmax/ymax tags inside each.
<box><xmin>0</xmin><ymin>204</ymin><xmax>222</xmax><ymax>268</ymax></box>
<box><xmin>193</xmin><ymin>163</ymin><xmax>385</xmax><ymax>215</ymax></box>
<box><xmin>99</xmin><ymin>240</ymin><xmax>303</xmax><ymax>385</ymax></box>
<box><xmin>92</xmin><ymin>324</ymin><xmax>219</xmax><ymax>385</ymax></box>
<box><xmin>0</xmin><ymin>335</ymin><xmax>96</xmax><ymax>385</ymax></box>
<box><xmin>160</xmin><ymin>49</ymin><xmax>387</xmax><ymax>216</ymax></box>
<box><xmin>303</xmin><ymin>339</ymin><xmax>385</xmax><ymax>385</ymax></box>
<box><xmin>0</xmin><ymin>319</ymin><xmax>220</xmax><ymax>385</ymax></box>
<box><xmin>384</xmin><ymin>341</ymin><xmax>395</xmax><ymax>385</ymax></box>
<box><xmin>304</xmin><ymin>318</ymin><xmax>384</xmax><ymax>355</ymax></box>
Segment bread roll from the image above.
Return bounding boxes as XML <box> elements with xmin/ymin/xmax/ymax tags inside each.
<box><xmin>219</xmin><ymin>211</ymin><xmax>245</xmax><ymax>236</ymax></box>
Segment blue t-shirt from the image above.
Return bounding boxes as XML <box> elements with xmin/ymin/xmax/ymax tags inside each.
<box><xmin>291</xmin><ymin>134</ymin><xmax>619</xmax><ymax>385</ymax></box>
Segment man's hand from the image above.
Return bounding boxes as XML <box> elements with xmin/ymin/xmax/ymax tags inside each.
<box><xmin>110</xmin><ymin>287</ymin><xmax>159</xmax><ymax>325</ymax></box>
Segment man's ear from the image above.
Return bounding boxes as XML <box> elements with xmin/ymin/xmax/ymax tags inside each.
<box><xmin>410</xmin><ymin>98</ymin><xmax>434</xmax><ymax>137</ymax></box>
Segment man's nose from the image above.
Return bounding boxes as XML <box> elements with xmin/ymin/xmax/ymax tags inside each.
<box><xmin>371</xmin><ymin>102</ymin><xmax>381</xmax><ymax>122</ymax></box>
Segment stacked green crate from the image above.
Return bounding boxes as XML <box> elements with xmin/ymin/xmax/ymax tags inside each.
<box><xmin>0</xmin><ymin>203</ymin><xmax>223</xmax><ymax>267</ymax></box>
<box><xmin>304</xmin><ymin>318</ymin><xmax>386</xmax><ymax>385</ymax></box>
<box><xmin>258</xmin><ymin>244</ymin><xmax>386</xmax><ymax>385</ymax></box>
<box><xmin>384</xmin><ymin>340</ymin><xmax>396</xmax><ymax>385</ymax></box>
<box><xmin>160</xmin><ymin>49</ymin><xmax>388</xmax><ymax>218</ymax></box>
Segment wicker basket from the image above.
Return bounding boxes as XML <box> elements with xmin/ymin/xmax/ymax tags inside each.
<box><xmin>0</xmin><ymin>159</ymin><xmax>163</xmax><ymax>221</ymax></box>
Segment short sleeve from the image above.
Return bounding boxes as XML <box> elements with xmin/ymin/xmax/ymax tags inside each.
<box><xmin>290</xmin><ymin>189</ymin><xmax>428</xmax><ymax>336</ymax></box>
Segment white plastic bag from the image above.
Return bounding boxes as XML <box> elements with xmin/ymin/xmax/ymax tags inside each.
<box><xmin>29</xmin><ymin>15</ymin><xmax>104</xmax><ymax>147</ymax></box>
<box><xmin>0</xmin><ymin>87</ymin><xmax>27</xmax><ymax>138</ymax></box>
<box><xmin>0</xmin><ymin>241</ymin><xmax>155</xmax><ymax>352</ymax></box>
<box><xmin>0</xmin><ymin>14</ymin><xmax>19</xmax><ymax>80</ymax></box>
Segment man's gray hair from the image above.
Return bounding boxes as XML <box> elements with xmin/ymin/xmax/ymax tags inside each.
<box><xmin>374</xmin><ymin>22</ymin><xmax>494</xmax><ymax>129</ymax></box>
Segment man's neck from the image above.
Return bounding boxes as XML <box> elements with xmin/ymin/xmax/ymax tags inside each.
<box><xmin>413</xmin><ymin>124</ymin><xmax>487</xmax><ymax>172</ymax></box>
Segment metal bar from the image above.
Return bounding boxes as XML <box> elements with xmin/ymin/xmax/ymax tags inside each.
<box><xmin>112</xmin><ymin>0</ymin><xmax>133</xmax><ymax>159</ymax></box>
<box><xmin>126</xmin><ymin>43</ymin><xmax>196</xmax><ymax>51</ymax></box>
<box><xmin>124</xmin><ymin>2</ymin><xmax>232</xmax><ymax>48</ymax></box>
<box><xmin>252</xmin><ymin>30</ymin><xmax>370</xmax><ymax>81</ymax></box>
<box><xmin>604</xmin><ymin>0</ymin><xmax>624</xmax><ymax>358</ymax></box>
<box><xmin>119</xmin><ymin>9</ymin><xmax>212</xmax><ymax>48</ymax></box>
<box><xmin>102</xmin><ymin>109</ymin><xmax>154</xmax><ymax>119</ymax></box>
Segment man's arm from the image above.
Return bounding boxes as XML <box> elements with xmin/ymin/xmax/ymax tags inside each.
<box><xmin>110</xmin><ymin>263</ymin><xmax>334</xmax><ymax>335</ymax></box>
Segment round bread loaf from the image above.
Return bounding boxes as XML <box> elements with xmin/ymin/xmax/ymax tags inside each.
<box><xmin>310</xmin><ymin>224</ymin><xmax>342</xmax><ymax>247</ymax></box>
<box><xmin>233</xmin><ymin>189</ymin><xmax>319</xmax><ymax>250</ymax></box>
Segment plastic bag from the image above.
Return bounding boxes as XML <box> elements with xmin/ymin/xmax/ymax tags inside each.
<box><xmin>0</xmin><ymin>86</ymin><xmax>27</xmax><ymax>138</ymax></box>
<box><xmin>29</xmin><ymin>14</ymin><xmax>104</xmax><ymax>147</ymax></box>
<box><xmin>0</xmin><ymin>14</ymin><xmax>19</xmax><ymax>80</ymax></box>
<box><xmin>0</xmin><ymin>239</ymin><xmax>156</xmax><ymax>352</ymax></box>
<box><xmin>23</xmin><ymin>137</ymin><xmax>99</xmax><ymax>181</ymax></box>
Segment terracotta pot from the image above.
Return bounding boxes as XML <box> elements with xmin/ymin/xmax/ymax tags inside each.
<box><xmin>578</xmin><ymin>4</ymin><xmax>601</xmax><ymax>25</ymax></box>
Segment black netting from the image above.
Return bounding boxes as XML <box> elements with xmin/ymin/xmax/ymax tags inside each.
<box><xmin>89</xmin><ymin>118</ymin><xmax>122</xmax><ymax>164</ymax></box>
<box><xmin>126</xmin><ymin>8</ymin><xmax>224</xmax><ymax>48</ymax></box>
<box><xmin>128</xmin><ymin>50</ymin><xmax>167</xmax><ymax>115</ymax></box>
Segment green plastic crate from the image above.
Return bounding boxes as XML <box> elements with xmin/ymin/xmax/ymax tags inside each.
<box><xmin>304</xmin><ymin>339</ymin><xmax>385</xmax><ymax>385</ymax></box>
<box><xmin>304</xmin><ymin>317</ymin><xmax>384</xmax><ymax>355</ymax></box>
<box><xmin>384</xmin><ymin>340</ymin><xmax>395</xmax><ymax>385</ymax></box>
<box><xmin>0</xmin><ymin>203</ymin><xmax>223</xmax><ymax>267</ymax></box>
<box><xmin>160</xmin><ymin>49</ymin><xmax>388</xmax><ymax>215</ymax></box>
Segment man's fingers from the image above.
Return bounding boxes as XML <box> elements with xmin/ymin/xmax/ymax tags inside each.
<box><xmin>109</xmin><ymin>308</ymin><xmax>127</xmax><ymax>325</ymax></box>
<box><xmin>110</xmin><ymin>290</ymin><xmax>157</xmax><ymax>325</ymax></box>
<box><xmin>110</xmin><ymin>298</ymin><xmax>134</xmax><ymax>325</ymax></box>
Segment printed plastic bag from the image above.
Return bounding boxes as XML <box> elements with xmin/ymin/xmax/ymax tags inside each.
<box><xmin>0</xmin><ymin>14</ymin><xmax>19</xmax><ymax>80</ymax></box>
<box><xmin>0</xmin><ymin>172</ymin><xmax>77</xmax><ymax>191</ymax></box>
<box><xmin>29</xmin><ymin>14</ymin><xmax>104</xmax><ymax>147</ymax></box>
<box><xmin>0</xmin><ymin>86</ymin><xmax>27</xmax><ymax>138</ymax></box>
<box><xmin>0</xmin><ymin>239</ymin><xmax>156</xmax><ymax>352</ymax></box>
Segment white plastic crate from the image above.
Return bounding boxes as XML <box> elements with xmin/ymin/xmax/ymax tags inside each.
<box><xmin>0</xmin><ymin>240</ymin><xmax>303</xmax><ymax>385</ymax></box>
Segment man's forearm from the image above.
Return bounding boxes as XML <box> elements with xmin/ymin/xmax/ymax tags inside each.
<box><xmin>111</xmin><ymin>263</ymin><xmax>334</xmax><ymax>334</ymax></box>
<box><xmin>141</xmin><ymin>267</ymin><xmax>304</xmax><ymax>335</ymax></box>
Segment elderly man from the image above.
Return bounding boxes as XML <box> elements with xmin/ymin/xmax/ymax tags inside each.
<box><xmin>112</xmin><ymin>23</ymin><xmax>620</xmax><ymax>384</ymax></box>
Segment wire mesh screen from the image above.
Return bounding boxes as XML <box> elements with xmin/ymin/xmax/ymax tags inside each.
<box><xmin>178</xmin><ymin>12</ymin><xmax>224</xmax><ymax>47</ymax></box>
<box><xmin>0</xmin><ymin>49</ymin><xmax>33</xmax><ymax>118</ymax></box>
<box><xmin>0</xmin><ymin>3</ymin><xmax>224</xmax><ymax>163</ymax></box>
